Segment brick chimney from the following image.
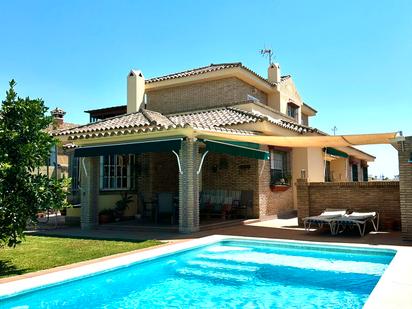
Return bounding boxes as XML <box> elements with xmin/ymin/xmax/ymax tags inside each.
<box><xmin>127</xmin><ymin>70</ymin><xmax>145</xmax><ymax>113</ymax></box>
<box><xmin>268</xmin><ymin>63</ymin><xmax>281</xmax><ymax>83</ymax></box>
<box><xmin>51</xmin><ymin>107</ymin><xmax>66</xmax><ymax>128</ymax></box>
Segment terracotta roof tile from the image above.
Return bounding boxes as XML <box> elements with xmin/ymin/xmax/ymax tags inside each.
<box><xmin>145</xmin><ymin>62</ymin><xmax>289</xmax><ymax>86</ymax></box>
<box><xmin>57</xmin><ymin>106</ymin><xmax>316</xmax><ymax>141</ymax></box>
<box><xmin>146</xmin><ymin>63</ymin><xmax>242</xmax><ymax>84</ymax></box>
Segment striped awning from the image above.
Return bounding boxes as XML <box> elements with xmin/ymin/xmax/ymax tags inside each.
<box><xmin>203</xmin><ymin>139</ymin><xmax>269</xmax><ymax>160</ymax></box>
<box><xmin>74</xmin><ymin>138</ymin><xmax>182</xmax><ymax>157</ymax></box>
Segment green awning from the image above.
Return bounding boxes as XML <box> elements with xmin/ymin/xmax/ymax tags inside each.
<box><xmin>203</xmin><ymin>139</ymin><xmax>269</xmax><ymax>160</ymax></box>
<box><xmin>74</xmin><ymin>138</ymin><xmax>182</xmax><ymax>157</ymax></box>
<box><xmin>324</xmin><ymin>147</ymin><xmax>348</xmax><ymax>158</ymax></box>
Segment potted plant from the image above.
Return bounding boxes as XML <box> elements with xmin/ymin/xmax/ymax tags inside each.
<box><xmin>99</xmin><ymin>208</ymin><xmax>115</xmax><ymax>224</ymax></box>
<box><xmin>114</xmin><ymin>192</ymin><xmax>133</xmax><ymax>221</ymax></box>
<box><xmin>270</xmin><ymin>173</ymin><xmax>292</xmax><ymax>192</ymax></box>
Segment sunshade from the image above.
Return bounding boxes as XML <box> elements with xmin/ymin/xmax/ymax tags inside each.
<box><xmin>194</xmin><ymin>130</ymin><xmax>397</xmax><ymax>148</ymax></box>
<box><xmin>324</xmin><ymin>147</ymin><xmax>349</xmax><ymax>158</ymax></box>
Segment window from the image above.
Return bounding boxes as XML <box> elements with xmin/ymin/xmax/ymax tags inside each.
<box><xmin>100</xmin><ymin>155</ymin><xmax>135</xmax><ymax>190</ymax></box>
<box><xmin>352</xmin><ymin>164</ymin><xmax>359</xmax><ymax>182</ymax></box>
<box><xmin>362</xmin><ymin>166</ymin><xmax>368</xmax><ymax>182</ymax></box>
<box><xmin>301</xmin><ymin>113</ymin><xmax>309</xmax><ymax>126</ymax></box>
<box><xmin>70</xmin><ymin>155</ymin><xmax>80</xmax><ymax>192</ymax></box>
<box><xmin>287</xmin><ymin>102</ymin><xmax>299</xmax><ymax>121</ymax></box>
<box><xmin>270</xmin><ymin>150</ymin><xmax>290</xmax><ymax>185</ymax></box>
<box><xmin>325</xmin><ymin>161</ymin><xmax>331</xmax><ymax>182</ymax></box>
<box><xmin>48</xmin><ymin>145</ymin><xmax>57</xmax><ymax>166</ymax></box>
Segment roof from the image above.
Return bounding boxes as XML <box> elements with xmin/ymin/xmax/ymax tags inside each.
<box><xmin>57</xmin><ymin>106</ymin><xmax>316</xmax><ymax>140</ymax></box>
<box><xmin>302</xmin><ymin>102</ymin><xmax>318</xmax><ymax>114</ymax></box>
<box><xmin>46</xmin><ymin>121</ymin><xmax>80</xmax><ymax>135</ymax></box>
<box><xmin>145</xmin><ymin>62</ymin><xmax>291</xmax><ymax>86</ymax></box>
<box><xmin>84</xmin><ymin>105</ymin><xmax>126</xmax><ymax>114</ymax></box>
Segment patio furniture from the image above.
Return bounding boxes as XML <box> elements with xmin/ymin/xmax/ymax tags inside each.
<box><xmin>232</xmin><ymin>190</ymin><xmax>254</xmax><ymax>219</ymax></box>
<box><xmin>303</xmin><ymin>209</ymin><xmax>347</xmax><ymax>234</ymax></box>
<box><xmin>138</xmin><ymin>193</ymin><xmax>156</xmax><ymax>221</ymax></box>
<box><xmin>333</xmin><ymin>211</ymin><xmax>379</xmax><ymax>237</ymax></box>
<box><xmin>156</xmin><ymin>192</ymin><xmax>175</xmax><ymax>224</ymax></box>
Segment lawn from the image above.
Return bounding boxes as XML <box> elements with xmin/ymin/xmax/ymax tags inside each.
<box><xmin>0</xmin><ymin>236</ymin><xmax>162</xmax><ymax>279</ymax></box>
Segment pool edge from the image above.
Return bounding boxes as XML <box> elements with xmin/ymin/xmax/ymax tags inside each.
<box><xmin>1</xmin><ymin>235</ymin><xmax>411</xmax><ymax>307</ymax></box>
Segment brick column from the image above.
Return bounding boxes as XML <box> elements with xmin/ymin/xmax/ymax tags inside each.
<box><xmin>296</xmin><ymin>178</ymin><xmax>310</xmax><ymax>226</ymax></box>
<box><xmin>398</xmin><ymin>137</ymin><xmax>412</xmax><ymax>240</ymax></box>
<box><xmin>179</xmin><ymin>139</ymin><xmax>200</xmax><ymax>233</ymax></box>
<box><xmin>80</xmin><ymin>156</ymin><xmax>99</xmax><ymax>230</ymax></box>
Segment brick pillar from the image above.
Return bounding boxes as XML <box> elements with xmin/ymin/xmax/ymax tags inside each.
<box><xmin>80</xmin><ymin>157</ymin><xmax>99</xmax><ymax>230</ymax></box>
<box><xmin>296</xmin><ymin>178</ymin><xmax>310</xmax><ymax>226</ymax></box>
<box><xmin>179</xmin><ymin>139</ymin><xmax>200</xmax><ymax>233</ymax></box>
<box><xmin>398</xmin><ymin>137</ymin><xmax>412</xmax><ymax>240</ymax></box>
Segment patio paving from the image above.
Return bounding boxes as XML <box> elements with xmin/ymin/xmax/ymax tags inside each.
<box><xmin>30</xmin><ymin>217</ymin><xmax>408</xmax><ymax>247</ymax></box>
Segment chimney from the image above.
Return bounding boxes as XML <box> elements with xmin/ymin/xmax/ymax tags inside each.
<box><xmin>268</xmin><ymin>63</ymin><xmax>281</xmax><ymax>84</ymax></box>
<box><xmin>127</xmin><ymin>70</ymin><xmax>145</xmax><ymax>113</ymax></box>
<box><xmin>51</xmin><ymin>107</ymin><xmax>66</xmax><ymax>128</ymax></box>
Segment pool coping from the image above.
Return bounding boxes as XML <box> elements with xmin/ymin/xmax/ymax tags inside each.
<box><xmin>0</xmin><ymin>235</ymin><xmax>411</xmax><ymax>308</ymax></box>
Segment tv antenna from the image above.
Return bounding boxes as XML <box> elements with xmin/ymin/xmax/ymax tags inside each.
<box><xmin>331</xmin><ymin>126</ymin><xmax>338</xmax><ymax>135</ymax></box>
<box><xmin>260</xmin><ymin>48</ymin><xmax>274</xmax><ymax>66</ymax></box>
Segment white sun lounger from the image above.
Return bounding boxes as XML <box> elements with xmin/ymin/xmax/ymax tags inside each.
<box><xmin>303</xmin><ymin>209</ymin><xmax>347</xmax><ymax>234</ymax></box>
<box><xmin>333</xmin><ymin>212</ymin><xmax>379</xmax><ymax>237</ymax></box>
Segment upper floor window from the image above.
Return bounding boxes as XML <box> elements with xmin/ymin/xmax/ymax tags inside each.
<box><xmin>100</xmin><ymin>155</ymin><xmax>135</xmax><ymax>190</ymax></box>
<box><xmin>270</xmin><ymin>149</ymin><xmax>291</xmax><ymax>185</ymax></box>
<box><xmin>301</xmin><ymin>113</ymin><xmax>309</xmax><ymax>126</ymax></box>
<box><xmin>287</xmin><ymin>102</ymin><xmax>299</xmax><ymax>121</ymax></box>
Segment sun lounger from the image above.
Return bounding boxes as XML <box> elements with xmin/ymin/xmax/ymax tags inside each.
<box><xmin>333</xmin><ymin>211</ymin><xmax>379</xmax><ymax>237</ymax></box>
<box><xmin>303</xmin><ymin>209</ymin><xmax>347</xmax><ymax>234</ymax></box>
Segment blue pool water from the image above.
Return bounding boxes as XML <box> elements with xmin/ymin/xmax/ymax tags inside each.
<box><xmin>1</xmin><ymin>239</ymin><xmax>395</xmax><ymax>308</ymax></box>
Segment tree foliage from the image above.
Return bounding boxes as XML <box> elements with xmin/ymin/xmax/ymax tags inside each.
<box><xmin>0</xmin><ymin>80</ymin><xmax>69</xmax><ymax>247</ymax></box>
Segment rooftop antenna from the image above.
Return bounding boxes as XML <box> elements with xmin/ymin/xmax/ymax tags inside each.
<box><xmin>260</xmin><ymin>48</ymin><xmax>274</xmax><ymax>66</ymax></box>
<box><xmin>331</xmin><ymin>126</ymin><xmax>338</xmax><ymax>135</ymax></box>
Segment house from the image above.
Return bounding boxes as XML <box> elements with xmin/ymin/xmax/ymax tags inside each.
<box><xmin>42</xmin><ymin>108</ymin><xmax>79</xmax><ymax>179</ymax></box>
<box><xmin>57</xmin><ymin>62</ymin><xmax>379</xmax><ymax>232</ymax></box>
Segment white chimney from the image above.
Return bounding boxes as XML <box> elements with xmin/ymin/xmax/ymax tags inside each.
<box><xmin>268</xmin><ymin>63</ymin><xmax>281</xmax><ymax>83</ymax></box>
<box><xmin>127</xmin><ymin>70</ymin><xmax>145</xmax><ymax>113</ymax></box>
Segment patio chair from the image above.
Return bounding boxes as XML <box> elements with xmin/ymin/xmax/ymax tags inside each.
<box><xmin>303</xmin><ymin>209</ymin><xmax>347</xmax><ymax>234</ymax></box>
<box><xmin>333</xmin><ymin>211</ymin><xmax>379</xmax><ymax>237</ymax></box>
<box><xmin>156</xmin><ymin>192</ymin><xmax>175</xmax><ymax>224</ymax></box>
<box><xmin>138</xmin><ymin>193</ymin><xmax>155</xmax><ymax>221</ymax></box>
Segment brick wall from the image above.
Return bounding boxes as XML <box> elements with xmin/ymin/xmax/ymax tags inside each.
<box><xmin>202</xmin><ymin>152</ymin><xmax>294</xmax><ymax>218</ymax></box>
<box><xmin>296</xmin><ymin>180</ymin><xmax>400</xmax><ymax>230</ymax></box>
<box><xmin>258</xmin><ymin>159</ymin><xmax>294</xmax><ymax>218</ymax></box>
<box><xmin>202</xmin><ymin>152</ymin><xmax>259</xmax><ymax>217</ymax></box>
<box><xmin>146</xmin><ymin>77</ymin><xmax>268</xmax><ymax>114</ymax></box>
<box><xmin>398</xmin><ymin>136</ymin><xmax>412</xmax><ymax>240</ymax></box>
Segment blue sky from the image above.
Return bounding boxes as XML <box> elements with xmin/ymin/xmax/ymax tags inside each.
<box><xmin>1</xmin><ymin>0</ymin><xmax>411</xmax><ymax>177</ymax></box>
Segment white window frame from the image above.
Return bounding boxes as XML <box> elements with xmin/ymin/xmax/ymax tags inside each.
<box><xmin>100</xmin><ymin>154</ymin><xmax>134</xmax><ymax>190</ymax></box>
<box><xmin>270</xmin><ymin>150</ymin><xmax>290</xmax><ymax>185</ymax></box>
<box><xmin>287</xmin><ymin>103</ymin><xmax>299</xmax><ymax>121</ymax></box>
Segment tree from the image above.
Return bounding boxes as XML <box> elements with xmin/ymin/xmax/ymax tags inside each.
<box><xmin>0</xmin><ymin>80</ymin><xmax>69</xmax><ymax>247</ymax></box>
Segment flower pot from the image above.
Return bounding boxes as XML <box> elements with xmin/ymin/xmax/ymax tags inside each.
<box><xmin>99</xmin><ymin>214</ymin><xmax>112</xmax><ymax>224</ymax></box>
<box><xmin>270</xmin><ymin>185</ymin><xmax>290</xmax><ymax>192</ymax></box>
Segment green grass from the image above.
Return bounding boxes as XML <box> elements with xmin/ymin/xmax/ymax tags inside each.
<box><xmin>0</xmin><ymin>236</ymin><xmax>162</xmax><ymax>278</ymax></box>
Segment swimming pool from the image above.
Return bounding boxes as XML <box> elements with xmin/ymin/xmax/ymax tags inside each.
<box><xmin>0</xmin><ymin>237</ymin><xmax>396</xmax><ymax>308</ymax></box>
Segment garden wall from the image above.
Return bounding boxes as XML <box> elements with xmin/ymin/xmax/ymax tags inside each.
<box><xmin>296</xmin><ymin>179</ymin><xmax>400</xmax><ymax>230</ymax></box>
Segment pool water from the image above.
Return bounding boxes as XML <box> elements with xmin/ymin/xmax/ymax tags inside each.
<box><xmin>1</xmin><ymin>239</ymin><xmax>395</xmax><ymax>308</ymax></box>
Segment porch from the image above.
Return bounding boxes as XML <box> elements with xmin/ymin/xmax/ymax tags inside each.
<box><xmin>76</xmin><ymin>138</ymin><xmax>268</xmax><ymax>233</ymax></box>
